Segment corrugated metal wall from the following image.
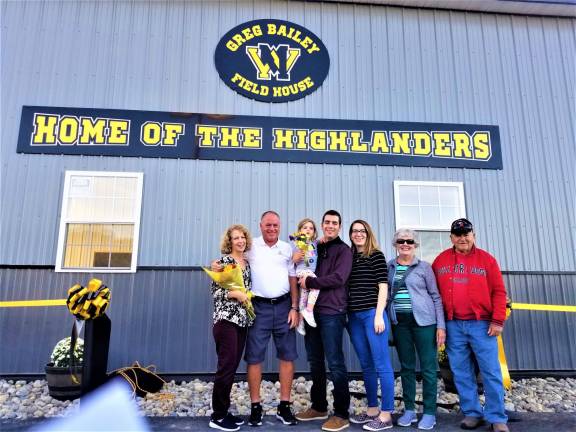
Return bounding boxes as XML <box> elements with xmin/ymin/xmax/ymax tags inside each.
<box><xmin>1</xmin><ymin>0</ymin><xmax>574</xmax><ymax>271</ymax></box>
<box><xmin>1</xmin><ymin>269</ymin><xmax>574</xmax><ymax>374</ymax></box>
<box><xmin>1</xmin><ymin>1</ymin><xmax>575</xmax><ymax>374</ymax></box>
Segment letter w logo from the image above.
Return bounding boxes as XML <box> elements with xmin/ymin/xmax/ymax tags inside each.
<box><xmin>246</xmin><ymin>43</ymin><xmax>301</xmax><ymax>81</ymax></box>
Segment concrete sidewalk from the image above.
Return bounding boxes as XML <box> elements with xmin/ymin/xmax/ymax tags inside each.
<box><xmin>2</xmin><ymin>412</ymin><xmax>575</xmax><ymax>431</ymax></box>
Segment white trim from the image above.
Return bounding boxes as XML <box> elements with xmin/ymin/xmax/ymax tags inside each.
<box><xmin>393</xmin><ymin>180</ymin><xmax>466</xmax><ymax>230</ymax></box>
<box><xmin>55</xmin><ymin>171</ymin><xmax>144</xmax><ymax>273</ymax></box>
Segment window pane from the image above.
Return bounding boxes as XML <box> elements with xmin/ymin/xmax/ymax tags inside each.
<box><xmin>93</xmin><ymin>177</ymin><xmax>116</xmax><ymax>197</ymax></box>
<box><xmin>398</xmin><ymin>185</ymin><xmax>419</xmax><ymax>205</ymax></box>
<box><xmin>419</xmin><ymin>186</ymin><xmax>439</xmax><ymax>206</ymax></box>
<box><xmin>439</xmin><ymin>186</ymin><xmax>460</xmax><ymax>206</ymax></box>
<box><xmin>64</xmin><ymin>245</ymin><xmax>82</xmax><ymax>267</ymax></box>
<box><xmin>440</xmin><ymin>233</ymin><xmax>453</xmax><ymax>251</ymax></box>
<box><xmin>66</xmin><ymin>224</ymin><xmax>92</xmax><ymax>246</ymax></box>
<box><xmin>113</xmin><ymin>225</ymin><xmax>134</xmax><ymax>252</ymax></box>
<box><xmin>92</xmin><ymin>197</ymin><xmax>115</xmax><ymax>219</ymax></box>
<box><xmin>67</xmin><ymin>177</ymin><xmax>138</xmax><ymax>222</ymax></box>
<box><xmin>399</xmin><ymin>206</ymin><xmax>420</xmax><ymax>226</ymax></box>
<box><xmin>95</xmin><ymin>224</ymin><xmax>114</xmax><ymax>247</ymax></box>
<box><xmin>67</xmin><ymin>197</ymin><xmax>95</xmax><ymax>220</ymax></box>
<box><xmin>81</xmin><ymin>224</ymin><xmax>94</xmax><ymax>245</ymax></box>
<box><xmin>395</xmin><ymin>181</ymin><xmax>464</xmax><ymax>231</ymax></box>
<box><xmin>113</xmin><ymin>198</ymin><xmax>136</xmax><ymax>220</ymax></box>
<box><xmin>417</xmin><ymin>231</ymin><xmax>448</xmax><ymax>263</ymax></box>
<box><xmin>440</xmin><ymin>206</ymin><xmax>460</xmax><ymax>226</ymax></box>
<box><xmin>110</xmin><ymin>252</ymin><xmax>132</xmax><ymax>267</ymax></box>
<box><xmin>79</xmin><ymin>244</ymin><xmax>92</xmax><ymax>268</ymax></box>
<box><xmin>115</xmin><ymin>177</ymin><xmax>137</xmax><ymax>197</ymax></box>
<box><xmin>420</xmin><ymin>206</ymin><xmax>441</xmax><ymax>227</ymax></box>
<box><xmin>66</xmin><ymin>224</ymin><xmax>83</xmax><ymax>245</ymax></box>
<box><xmin>62</xmin><ymin>223</ymin><xmax>134</xmax><ymax>269</ymax></box>
<box><xmin>93</xmin><ymin>252</ymin><xmax>111</xmax><ymax>267</ymax></box>
<box><xmin>91</xmin><ymin>224</ymin><xmax>113</xmax><ymax>249</ymax></box>
<box><xmin>69</xmin><ymin>176</ymin><xmax>91</xmax><ymax>197</ymax></box>
<box><xmin>59</xmin><ymin>172</ymin><xmax>141</xmax><ymax>271</ymax></box>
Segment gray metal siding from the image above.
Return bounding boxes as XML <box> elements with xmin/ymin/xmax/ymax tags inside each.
<box><xmin>0</xmin><ymin>268</ymin><xmax>358</xmax><ymax>374</ymax></box>
<box><xmin>1</xmin><ymin>268</ymin><xmax>574</xmax><ymax>374</ymax></box>
<box><xmin>1</xmin><ymin>1</ymin><xmax>575</xmax><ymax>272</ymax></box>
<box><xmin>2</xmin><ymin>1</ymin><xmax>575</xmax><ymax>272</ymax></box>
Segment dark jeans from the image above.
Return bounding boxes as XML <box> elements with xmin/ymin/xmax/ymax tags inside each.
<box><xmin>392</xmin><ymin>313</ymin><xmax>437</xmax><ymax>415</ymax></box>
<box><xmin>212</xmin><ymin>320</ymin><xmax>247</xmax><ymax>419</ymax></box>
<box><xmin>304</xmin><ymin>312</ymin><xmax>350</xmax><ymax>419</ymax></box>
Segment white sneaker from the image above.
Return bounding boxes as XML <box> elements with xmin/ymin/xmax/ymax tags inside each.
<box><xmin>296</xmin><ymin>319</ymin><xmax>306</xmax><ymax>336</ymax></box>
<box><xmin>302</xmin><ymin>309</ymin><xmax>317</xmax><ymax>327</ymax></box>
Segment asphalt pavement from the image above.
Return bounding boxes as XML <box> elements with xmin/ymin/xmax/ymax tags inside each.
<box><xmin>2</xmin><ymin>412</ymin><xmax>575</xmax><ymax>432</ymax></box>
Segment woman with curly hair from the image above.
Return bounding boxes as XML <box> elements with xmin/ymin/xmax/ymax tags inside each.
<box><xmin>209</xmin><ymin>224</ymin><xmax>254</xmax><ymax>432</ymax></box>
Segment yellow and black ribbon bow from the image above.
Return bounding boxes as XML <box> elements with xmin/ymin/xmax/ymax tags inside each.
<box><xmin>67</xmin><ymin>279</ymin><xmax>111</xmax><ymax>320</ymax></box>
<box><xmin>66</xmin><ymin>279</ymin><xmax>111</xmax><ymax>384</ymax></box>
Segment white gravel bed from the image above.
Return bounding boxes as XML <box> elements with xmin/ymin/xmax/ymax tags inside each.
<box><xmin>1</xmin><ymin>377</ymin><xmax>574</xmax><ymax>420</ymax></box>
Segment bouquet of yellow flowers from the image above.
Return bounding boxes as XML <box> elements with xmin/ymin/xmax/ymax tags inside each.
<box><xmin>203</xmin><ymin>264</ymin><xmax>255</xmax><ymax>320</ymax></box>
<box><xmin>290</xmin><ymin>231</ymin><xmax>314</xmax><ymax>267</ymax></box>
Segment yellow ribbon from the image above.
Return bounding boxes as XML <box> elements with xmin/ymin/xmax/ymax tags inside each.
<box><xmin>511</xmin><ymin>302</ymin><xmax>576</xmax><ymax>312</ymax></box>
<box><xmin>0</xmin><ymin>299</ymin><xmax>67</xmax><ymax>307</ymax></box>
<box><xmin>497</xmin><ymin>335</ymin><xmax>511</xmax><ymax>390</ymax></box>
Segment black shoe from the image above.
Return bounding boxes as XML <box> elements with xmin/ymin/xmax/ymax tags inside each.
<box><xmin>460</xmin><ymin>416</ymin><xmax>485</xmax><ymax>430</ymax></box>
<box><xmin>209</xmin><ymin>416</ymin><xmax>240</xmax><ymax>431</ymax></box>
<box><xmin>249</xmin><ymin>403</ymin><xmax>263</xmax><ymax>427</ymax></box>
<box><xmin>276</xmin><ymin>402</ymin><xmax>298</xmax><ymax>425</ymax></box>
<box><xmin>226</xmin><ymin>413</ymin><xmax>245</xmax><ymax>426</ymax></box>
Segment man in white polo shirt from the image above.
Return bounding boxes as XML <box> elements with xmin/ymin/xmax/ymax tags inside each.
<box><xmin>245</xmin><ymin>210</ymin><xmax>299</xmax><ymax>427</ymax></box>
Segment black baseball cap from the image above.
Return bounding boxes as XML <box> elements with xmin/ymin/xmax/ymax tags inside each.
<box><xmin>451</xmin><ymin>218</ymin><xmax>473</xmax><ymax>235</ymax></box>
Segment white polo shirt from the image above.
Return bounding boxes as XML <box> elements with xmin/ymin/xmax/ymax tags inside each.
<box><xmin>247</xmin><ymin>236</ymin><xmax>296</xmax><ymax>298</ymax></box>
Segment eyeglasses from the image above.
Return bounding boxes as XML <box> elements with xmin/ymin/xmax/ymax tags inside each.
<box><xmin>351</xmin><ymin>229</ymin><xmax>367</xmax><ymax>234</ymax></box>
<box><xmin>396</xmin><ymin>239</ymin><xmax>415</xmax><ymax>245</ymax></box>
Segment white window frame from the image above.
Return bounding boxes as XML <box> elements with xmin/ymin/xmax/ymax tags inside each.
<box><xmin>55</xmin><ymin>171</ymin><xmax>144</xmax><ymax>273</ymax></box>
<box><xmin>393</xmin><ymin>180</ymin><xmax>466</xmax><ymax>231</ymax></box>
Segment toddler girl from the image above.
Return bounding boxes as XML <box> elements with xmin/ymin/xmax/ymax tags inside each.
<box><xmin>291</xmin><ymin>218</ymin><xmax>320</xmax><ymax>335</ymax></box>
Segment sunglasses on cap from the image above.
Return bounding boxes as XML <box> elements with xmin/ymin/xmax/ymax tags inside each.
<box><xmin>396</xmin><ymin>239</ymin><xmax>415</xmax><ymax>245</ymax></box>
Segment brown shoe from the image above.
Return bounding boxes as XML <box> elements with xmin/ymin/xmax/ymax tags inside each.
<box><xmin>295</xmin><ymin>407</ymin><xmax>329</xmax><ymax>422</ymax></box>
<box><xmin>460</xmin><ymin>416</ymin><xmax>485</xmax><ymax>430</ymax></box>
<box><xmin>491</xmin><ymin>423</ymin><xmax>510</xmax><ymax>432</ymax></box>
<box><xmin>322</xmin><ymin>416</ymin><xmax>350</xmax><ymax>432</ymax></box>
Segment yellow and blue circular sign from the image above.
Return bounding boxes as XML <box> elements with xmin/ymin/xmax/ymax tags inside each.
<box><xmin>215</xmin><ymin>19</ymin><xmax>330</xmax><ymax>103</ymax></box>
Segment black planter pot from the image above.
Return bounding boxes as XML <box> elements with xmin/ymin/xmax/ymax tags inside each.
<box><xmin>439</xmin><ymin>360</ymin><xmax>484</xmax><ymax>395</ymax></box>
<box><xmin>439</xmin><ymin>363</ymin><xmax>458</xmax><ymax>394</ymax></box>
<box><xmin>45</xmin><ymin>363</ymin><xmax>83</xmax><ymax>401</ymax></box>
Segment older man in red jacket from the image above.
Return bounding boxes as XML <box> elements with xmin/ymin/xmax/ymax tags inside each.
<box><xmin>432</xmin><ymin>219</ymin><xmax>509</xmax><ymax>432</ymax></box>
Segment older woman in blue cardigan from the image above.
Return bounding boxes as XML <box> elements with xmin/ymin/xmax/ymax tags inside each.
<box><xmin>387</xmin><ymin>229</ymin><xmax>445</xmax><ymax>430</ymax></box>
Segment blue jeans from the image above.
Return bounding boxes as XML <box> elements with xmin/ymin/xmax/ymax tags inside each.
<box><xmin>348</xmin><ymin>308</ymin><xmax>395</xmax><ymax>412</ymax></box>
<box><xmin>446</xmin><ymin>320</ymin><xmax>507</xmax><ymax>424</ymax></box>
<box><xmin>304</xmin><ymin>313</ymin><xmax>350</xmax><ymax>419</ymax></box>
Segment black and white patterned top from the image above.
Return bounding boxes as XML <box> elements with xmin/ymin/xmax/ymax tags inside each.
<box><xmin>212</xmin><ymin>255</ymin><xmax>254</xmax><ymax>327</ymax></box>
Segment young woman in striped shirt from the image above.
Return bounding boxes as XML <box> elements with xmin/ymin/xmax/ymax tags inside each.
<box><xmin>347</xmin><ymin>220</ymin><xmax>395</xmax><ymax>431</ymax></box>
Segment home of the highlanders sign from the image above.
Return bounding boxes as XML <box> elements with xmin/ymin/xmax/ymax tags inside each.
<box><xmin>17</xmin><ymin>106</ymin><xmax>502</xmax><ymax>169</ymax></box>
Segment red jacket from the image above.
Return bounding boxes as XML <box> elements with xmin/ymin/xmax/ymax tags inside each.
<box><xmin>432</xmin><ymin>245</ymin><xmax>507</xmax><ymax>326</ymax></box>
